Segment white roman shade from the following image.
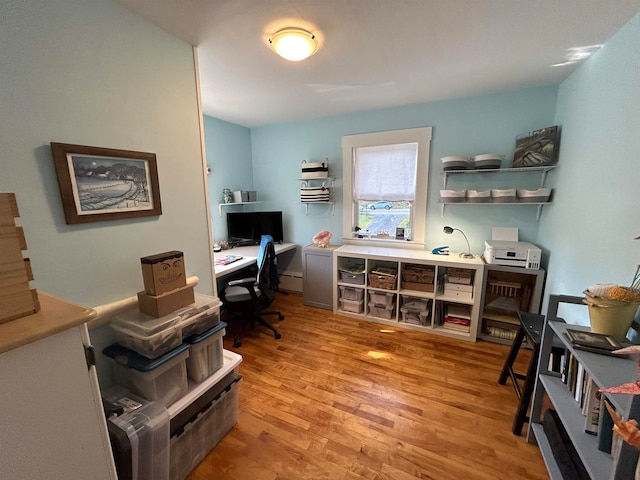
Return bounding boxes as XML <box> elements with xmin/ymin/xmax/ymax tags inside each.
<box><xmin>353</xmin><ymin>143</ymin><xmax>418</xmax><ymax>201</ymax></box>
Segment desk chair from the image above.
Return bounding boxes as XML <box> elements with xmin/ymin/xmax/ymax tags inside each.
<box><xmin>220</xmin><ymin>235</ymin><xmax>284</xmax><ymax>347</ymax></box>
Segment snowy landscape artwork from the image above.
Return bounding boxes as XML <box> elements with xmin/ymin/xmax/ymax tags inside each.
<box><xmin>51</xmin><ymin>143</ymin><xmax>162</xmax><ymax>224</ymax></box>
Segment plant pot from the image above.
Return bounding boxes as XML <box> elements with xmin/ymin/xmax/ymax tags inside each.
<box><xmin>587</xmin><ymin>302</ymin><xmax>640</xmax><ymax>341</ymax></box>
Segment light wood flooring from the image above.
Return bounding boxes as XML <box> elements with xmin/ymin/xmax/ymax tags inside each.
<box><xmin>188</xmin><ymin>293</ymin><xmax>549</xmax><ymax>479</ymax></box>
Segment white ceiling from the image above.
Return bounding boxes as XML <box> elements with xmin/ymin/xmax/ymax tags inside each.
<box><xmin>116</xmin><ymin>0</ymin><xmax>640</xmax><ymax>128</ymax></box>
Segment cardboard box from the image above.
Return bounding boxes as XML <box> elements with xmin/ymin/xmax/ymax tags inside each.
<box><xmin>138</xmin><ymin>284</ymin><xmax>195</xmax><ymax>318</ymax></box>
<box><xmin>141</xmin><ymin>250</ymin><xmax>186</xmax><ymax>296</ymax></box>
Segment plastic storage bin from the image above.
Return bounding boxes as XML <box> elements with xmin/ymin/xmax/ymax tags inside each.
<box><xmin>111</xmin><ymin>294</ymin><xmax>222</xmax><ymax>359</ymax></box>
<box><xmin>368</xmin><ymin>291</ymin><xmax>395</xmax><ymax>306</ymax></box>
<box><xmin>110</xmin><ymin>321</ymin><xmax>182</xmax><ymax>360</ymax></box>
<box><xmin>104</xmin><ymin>387</ymin><xmax>170</xmax><ymax>480</ymax></box>
<box><xmin>340</xmin><ymin>269</ymin><xmax>366</xmax><ymax>285</ymax></box>
<box><xmin>401</xmin><ymin>295</ymin><xmax>430</xmax><ymax>310</ymax></box>
<box><xmin>368</xmin><ymin>302</ymin><xmax>395</xmax><ymax>319</ymax></box>
<box><xmin>185</xmin><ymin>322</ymin><xmax>226</xmax><ymax>383</ymax></box>
<box><xmin>339</xmin><ymin>298</ymin><xmax>364</xmax><ymax>313</ymax></box>
<box><xmin>104</xmin><ymin>343</ymin><xmax>190</xmax><ymax>407</ymax></box>
<box><xmin>170</xmin><ymin>377</ymin><xmax>241</xmax><ymax>480</ymax></box>
<box><xmin>400</xmin><ymin>306</ymin><xmax>430</xmax><ymax>325</ymax></box>
<box><xmin>338</xmin><ymin>285</ymin><xmax>364</xmax><ymax>301</ymax></box>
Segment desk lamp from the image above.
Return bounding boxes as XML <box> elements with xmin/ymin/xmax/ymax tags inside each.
<box><xmin>443</xmin><ymin>226</ymin><xmax>474</xmax><ymax>259</ymax></box>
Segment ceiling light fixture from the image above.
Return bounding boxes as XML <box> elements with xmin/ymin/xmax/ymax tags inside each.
<box><xmin>269</xmin><ymin>28</ymin><xmax>318</xmax><ymax>62</ymax></box>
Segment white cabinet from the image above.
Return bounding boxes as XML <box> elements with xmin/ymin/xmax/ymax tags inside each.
<box><xmin>0</xmin><ymin>293</ymin><xmax>117</xmax><ymax>480</ymax></box>
<box><xmin>440</xmin><ymin>165</ymin><xmax>557</xmax><ymax>220</ymax></box>
<box><xmin>303</xmin><ymin>244</ymin><xmax>340</xmax><ymax>310</ymax></box>
<box><xmin>332</xmin><ymin>245</ymin><xmax>484</xmax><ymax>341</ymax></box>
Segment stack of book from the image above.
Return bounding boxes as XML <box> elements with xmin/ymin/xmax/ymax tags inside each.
<box><xmin>443</xmin><ymin>304</ymin><xmax>471</xmax><ymax>333</ymax></box>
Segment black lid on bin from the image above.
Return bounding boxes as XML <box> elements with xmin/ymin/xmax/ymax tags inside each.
<box><xmin>185</xmin><ymin>321</ymin><xmax>226</xmax><ymax>345</ymax></box>
<box><xmin>103</xmin><ymin>342</ymin><xmax>189</xmax><ymax>372</ymax></box>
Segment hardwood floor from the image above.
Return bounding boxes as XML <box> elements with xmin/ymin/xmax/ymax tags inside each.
<box><xmin>189</xmin><ymin>293</ymin><xmax>549</xmax><ymax>479</ymax></box>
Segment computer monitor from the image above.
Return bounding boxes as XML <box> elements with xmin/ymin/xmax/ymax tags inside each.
<box><xmin>226</xmin><ymin>211</ymin><xmax>284</xmax><ymax>246</ymax></box>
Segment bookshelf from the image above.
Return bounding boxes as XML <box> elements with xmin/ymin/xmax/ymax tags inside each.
<box><xmin>528</xmin><ymin>299</ymin><xmax>640</xmax><ymax>479</ymax></box>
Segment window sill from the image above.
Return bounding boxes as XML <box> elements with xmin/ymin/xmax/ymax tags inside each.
<box><xmin>341</xmin><ymin>236</ymin><xmax>426</xmax><ymax>250</ymax></box>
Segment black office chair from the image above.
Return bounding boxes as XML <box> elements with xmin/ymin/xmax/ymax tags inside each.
<box><xmin>220</xmin><ymin>234</ymin><xmax>284</xmax><ymax>347</ymax></box>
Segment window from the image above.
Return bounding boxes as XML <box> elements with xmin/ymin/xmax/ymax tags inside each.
<box><xmin>342</xmin><ymin>127</ymin><xmax>432</xmax><ymax>245</ymax></box>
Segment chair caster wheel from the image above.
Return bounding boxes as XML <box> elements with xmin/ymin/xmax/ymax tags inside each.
<box><xmin>275</xmin><ymin>332</ymin><xmax>282</xmax><ymax>340</ymax></box>
<box><xmin>233</xmin><ymin>338</ymin><xmax>242</xmax><ymax>348</ymax></box>
<box><xmin>278</xmin><ymin>314</ymin><xmax>284</xmax><ymax>321</ymax></box>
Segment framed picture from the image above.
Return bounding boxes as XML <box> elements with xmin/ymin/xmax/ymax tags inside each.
<box><xmin>50</xmin><ymin>142</ymin><xmax>162</xmax><ymax>224</ymax></box>
<box><xmin>513</xmin><ymin>125</ymin><xmax>560</xmax><ymax>168</ymax></box>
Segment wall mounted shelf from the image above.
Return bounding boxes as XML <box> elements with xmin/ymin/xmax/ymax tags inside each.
<box><xmin>439</xmin><ymin>165</ymin><xmax>558</xmax><ymax>220</ymax></box>
<box><xmin>217</xmin><ymin>201</ymin><xmax>262</xmax><ymax>216</ymax></box>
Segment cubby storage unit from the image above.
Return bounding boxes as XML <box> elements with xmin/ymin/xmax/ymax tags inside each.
<box><xmin>333</xmin><ymin>245</ymin><xmax>484</xmax><ymax>341</ymax></box>
<box><xmin>478</xmin><ymin>264</ymin><xmax>545</xmax><ymax>345</ymax></box>
<box><xmin>529</xmin><ymin>304</ymin><xmax>640</xmax><ymax>479</ymax></box>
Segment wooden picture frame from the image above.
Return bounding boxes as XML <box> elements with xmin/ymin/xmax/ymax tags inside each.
<box><xmin>50</xmin><ymin>142</ymin><xmax>162</xmax><ymax>224</ymax></box>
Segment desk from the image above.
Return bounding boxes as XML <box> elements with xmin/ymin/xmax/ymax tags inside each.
<box><xmin>214</xmin><ymin>242</ymin><xmax>296</xmax><ymax>278</ymax></box>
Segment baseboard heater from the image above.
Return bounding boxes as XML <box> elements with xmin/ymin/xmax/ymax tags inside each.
<box><xmin>279</xmin><ymin>271</ymin><xmax>303</xmax><ymax>293</ymax></box>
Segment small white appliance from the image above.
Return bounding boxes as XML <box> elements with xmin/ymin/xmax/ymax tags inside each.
<box><xmin>484</xmin><ymin>240</ymin><xmax>542</xmax><ymax>269</ymax></box>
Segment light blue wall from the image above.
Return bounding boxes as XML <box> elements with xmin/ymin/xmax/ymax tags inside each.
<box><xmin>1</xmin><ymin>0</ymin><xmax>213</xmax><ymax>382</ymax></box>
<box><xmin>248</xmin><ymin>86</ymin><xmax>558</xmax><ymax>271</ymax></box>
<box><xmin>537</xmin><ymin>12</ymin><xmax>640</xmax><ymax>322</ymax></box>
<box><xmin>203</xmin><ymin>115</ymin><xmax>253</xmax><ymax>243</ymax></box>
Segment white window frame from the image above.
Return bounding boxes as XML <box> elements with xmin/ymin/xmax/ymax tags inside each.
<box><xmin>342</xmin><ymin>127</ymin><xmax>432</xmax><ymax>247</ymax></box>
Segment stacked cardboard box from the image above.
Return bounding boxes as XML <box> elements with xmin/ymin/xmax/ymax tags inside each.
<box><xmin>0</xmin><ymin>193</ymin><xmax>40</xmax><ymax>323</ymax></box>
<box><xmin>137</xmin><ymin>250</ymin><xmax>195</xmax><ymax>317</ymax></box>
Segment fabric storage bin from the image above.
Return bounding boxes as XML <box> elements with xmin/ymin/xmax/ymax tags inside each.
<box><xmin>339</xmin><ymin>298</ymin><xmax>364</xmax><ymax>313</ymax></box>
<box><xmin>368</xmin><ymin>302</ymin><xmax>395</xmax><ymax>319</ymax></box>
<box><xmin>400</xmin><ymin>306</ymin><xmax>430</xmax><ymax>325</ymax></box>
<box><xmin>440</xmin><ymin>155</ymin><xmax>469</xmax><ymax>171</ymax></box>
<box><xmin>368</xmin><ymin>267</ymin><xmax>397</xmax><ymax>289</ymax></box>
<box><xmin>104</xmin><ymin>343</ymin><xmax>190</xmax><ymax>408</ymax></box>
<box><xmin>440</xmin><ymin>189</ymin><xmax>466</xmax><ymax>203</ymax></box>
<box><xmin>300</xmin><ymin>186</ymin><xmax>330</xmax><ymax>203</ymax></box>
<box><xmin>169</xmin><ymin>377</ymin><xmax>241</xmax><ymax>480</ymax></box>
<box><xmin>491</xmin><ymin>188</ymin><xmax>516</xmax><ymax>203</ymax></box>
<box><xmin>517</xmin><ymin>188</ymin><xmax>552</xmax><ymax>203</ymax></box>
<box><xmin>368</xmin><ymin>291</ymin><xmax>395</xmax><ymax>307</ymax></box>
<box><xmin>339</xmin><ymin>285</ymin><xmax>364</xmax><ymax>301</ymax></box>
<box><xmin>470</xmin><ymin>154</ymin><xmax>504</xmax><ymax>169</ymax></box>
<box><xmin>301</xmin><ymin>160</ymin><xmax>329</xmax><ymax>179</ymax></box>
<box><xmin>184</xmin><ymin>322</ymin><xmax>226</xmax><ymax>383</ymax></box>
<box><xmin>466</xmin><ymin>189</ymin><xmax>491</xmax><ymax>203</ymax></box>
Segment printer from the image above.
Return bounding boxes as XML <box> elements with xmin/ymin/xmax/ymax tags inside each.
<box><xmin>484</xmin><ymin>240</ymin><xmax>541</xmax><ymax>269</ymax></box>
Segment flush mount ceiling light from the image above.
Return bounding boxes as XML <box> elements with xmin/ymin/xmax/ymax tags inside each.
<box><xmin>269</xmin><ymin>28</ymin><xmax>318</xmax><ymax>61</ymax></box>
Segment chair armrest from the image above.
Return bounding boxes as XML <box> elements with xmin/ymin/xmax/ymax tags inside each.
<box><xmin>228</xmin><ymin>277</ymin><xmax>256</xmax><ymax>287</ymax></box>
